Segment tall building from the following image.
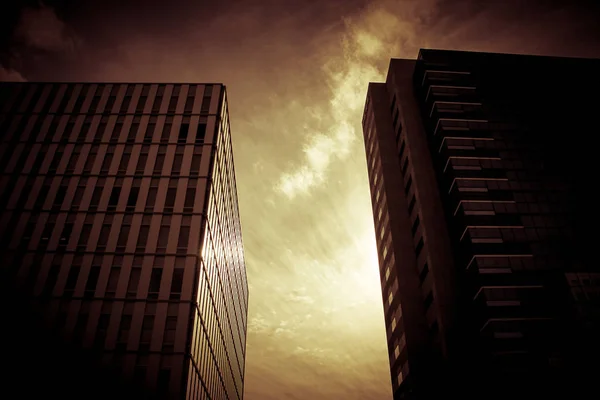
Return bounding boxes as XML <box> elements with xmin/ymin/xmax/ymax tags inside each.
<box><xmin>362</xmin><ymin>50</ymin><xmax>599</xmax><ymax>399</ymax></box>
<box><xmin>0</xmin><ymin>82</ymin><xmax>248</xmax><ymax>400</ymax></box>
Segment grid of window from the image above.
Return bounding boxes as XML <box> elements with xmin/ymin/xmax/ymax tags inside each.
<box><xmin>361</xmin><ymin>52</ymin><xmax>600</xmax><ymax>398</ymax></box>
<box><xmin>414</xmin><ymin>51</ymin><xmax>592</xmax><ymax>379</ymax></box>
<box><xmin>186</xmin><ymin>92</ymin><xmax>247</xmax><ymax>400</ymax></box>
<box><xmin>0</xmin><ymin>82</ymin><xmax>247</xmax><ymax>400</ymax></box>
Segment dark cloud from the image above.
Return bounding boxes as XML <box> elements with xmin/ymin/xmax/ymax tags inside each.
<box><xmin>13</xmin><ymin>3</ymin><xmax>81</xmax><ymax>53</ymax></box>
<box><xmin>0</xmin><ymin>65</ymin><xmax>26</xmax><ymax>81</ymax></box>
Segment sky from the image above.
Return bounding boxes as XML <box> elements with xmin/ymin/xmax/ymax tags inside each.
<box><xmin>1</xmin><ymin>0</ymin><xmax>600</xmax><ymax>399</ymax></box>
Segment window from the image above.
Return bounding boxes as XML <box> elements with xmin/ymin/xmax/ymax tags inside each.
<box><xmin>64</xmin><ymin>264</ymin><xmax>80</xmax><ymax>297</ymax></box>
<box><xmin>171</xmin><ymin>265</ymin><xmax>184</xmax><ymax>299</ymax></box>
<box><xmin>56</xmin><ymin>85</ymin><xmax>73</xmax><ymax>113</ymax></box>
<box><xmin>118</xmin><ymin>152</ymin><xmax>130</xmax><ymax>174</ymax></box>
<box><xmin>89</xmin><ymin>186</ymin><xmax>102</xmax><ymax>210</ymax></box>
<box><xmin>164</xmin><ymin>188</ymin><xmax>176</xmax><ymax>211</ymax></box>
<box><xmin>116</xmin><ymin>225</ymin><xmax>130</xmax><ymax>251</ymax></box>
<box><xmin>104</xmin><ymin>96</ymin><xmax>116</xmax><ymax>114</ymax></box>
<box><xmin>152</xmin><ymin>93</ymin><xmax>163</xmax><ymax>113</ymax></box>
<box><xmin>94</xmin><ymin>122</ymin><xmax>107</xmax><ymax>143</ymax></box>
<box><xmin>58</xmin><ymin>223</ymin><xmax>73</xmax><ymax>249</ymax></box>
<box><xmin>171</xmin><ymin>155</ymin><xmax>183</xmax><ymax>176</ymax></box>
<box><xmin>66</xmin><ymin>149</ymin><xmax>80</xmax><ymax>173</ymax></box>
<box><xmin>190</xmin><ymin>155</ymin><xmax>201</xmax><ymax>175</ymax></box>
<box><xmin>117</xmin><ymin>314</ymin><xmax>132</xmax><ymax>345</ymax></box>
<box><xmin>108</xmin><ymin>186</ymin><xmax>121</xmax><ymax>210</ymax></box>
<box><xmin>144</xmin><ymin>123</ymin><xmax>155</xmax><ymax>143</ymax></box>
<box><xmin>120</xmin><ymin>123</ymin><xmax>135</xmax><ymax>143</ymax></box>
<box><xmin>160</xmin><ymin>122</ymin><xmax>172</xmax><ymax>143</ymax></box>
<box><xmin>184</xmin><ymin>94</ymin><xmax>194</xmax><ymax>113</ymax></box>
<box><xmin>153</xmin><ymin>155</ymin><xmax>165</xmax><ymax>174</ymax></box>
<box><xmin>167</xmin><ymin>96</ymin><xmax>178</xmax><ymax>113</ymax></box>
<box><xmin>135</xmin><ymin>154</ymin><xmax>147</xmax><ymax>173</ymax></box>
<box><xmin>100</xmin><ymin>153</ymin><xmax>113</xmax><ymax>174</ymax></box>
<box><xmin>78</xmin><ymin>123</ymin><xmax>91</xmax><ymax>141</ymax></box>
<box><xmin>97</xmin><ymin>225</ymin><xmax>111</xmax><ymax>250</ymax></box>
<box><xmin>136</xmin><ymin>96</ymin><xmax>147</xmax><ymax>112</ymax></box>
<box><xmin>136</xmin><ymin>226</ymin><xmax>149</xmax><ymax>251</ymax></box>
<box><xmin>183</xmin><ymin>188</ymin><xmax>195</xmax><ymax>212</ymax></box>
<box><xmin>112</xmin><ymin>123</ymin><xmax>124</xmax><ymax>142</ymax></box>
<box><xmin>127</xmin><ymin>266</ymin><xmax>141</xmax><ymax>298</ymax></box>
<box><xmin>48</xmin><ymin>151</ymin><xmax>62</xmax><ymax>172</ymax></box>
<box><xmin>120</xmin><ymin>96</ymin><xmax>131</xmax><ymax>113</ymax></box>
<box><xmin>157</xmin><ymin>226</ymin><xmax>169</xmax><ymax>251</ymax></box>
<box><xmin>177</xmin><ymin>227</ymin><xmax>189</xmax><ymax>252</ymax></box>
<box><xmin>89</xmin><ymin>95</ymin><xmax>101</xmax><ymax>114</ymax></box>
<box><xmin>78</xmin><ymin>224</ymin><xmax>92</xmax><ymax>250</ymax></box>
<box><xmin>178</xmin><ymin>123</ymin><xmax>189</xmax><ymax>143</ymax></box>
<box><xmin>37</xmin><ymin>223</ymin><xmax>53</xmax><ymax>250</ymax></box>
<box><xmin>72</xmin><ymin>86</ymin><xmax>88</xmax><ymax>113</ymax></box>
<box><xmin>53</xmin><ymin>186</ymin><xmax>68</xmax><ymax>208</ymax></box>
<box><xmin>140</xmin><ymin>316</ymin><xmax>154</xmax><ymax>345</ymax></box>
<box><xmin>85</xmin><ymin>266</ymin><xmax>100</xmax><ymax>298</ymax></box>
<box><xmin>31</xmin><ymin>149</ymin><xmax>47</xmax><ymax>172</ymax></box>
<box><xmin>42</xmin><ymin>85</ymin><xmax>59</xmax><ymax>113</ymax></box>
<box><xmin>145</xmin><ymin>188</ymin><xmax>157</xmax><ymax>212</ymax></box>
<box><xmin>106</xmin><ymin>267</ymin><xmax>120</xmax><ymax>297</ymax></box>
<box><xmin>200</xmin><ymin>86</ymin><xmax>211</xmax><ymax>114</ymax></box>
<box><xmin>195</xmin><ymin>123</ymin><xmax>206</xmax><ymax>143</ymax></box>
<box><xmin>127</xmin><ymin>187</ymin><xmax>139</xmax><ymax>209</ymax></box>
<box><xmin>149</xmin><ymin>268</ymin><xmax>162</xmax><ymax>295</ymax></box>
<box><xmin>164</xmin><ymin>316</ymin><xmax>177</xmax><ymax>344</ymax></box>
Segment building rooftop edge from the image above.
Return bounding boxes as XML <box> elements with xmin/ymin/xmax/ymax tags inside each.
<box><xmin>416</xmin><ymin>48</ymin><xmax>600</xmax><ymax>61</ymax></box>
<box><xmin>0</xmin><ymin>81</ymin><xmax>227</xmax><ymax>85</ymax></box>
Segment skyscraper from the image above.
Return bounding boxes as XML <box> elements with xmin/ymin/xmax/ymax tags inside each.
<box><xmin>362</xmin><ymin>50</ymin><xmax>599</xmax><ymax>399</ymax></box>
<box><xmin>0</xmin><ymin>82</ymin><xmax>248</xmax><ymax>400</ymax></box>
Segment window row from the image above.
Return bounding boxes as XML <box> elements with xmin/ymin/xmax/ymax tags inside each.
<box><xmin>2</xmin><ymin>145</ymin><xmax>206</xmax><ymax>180</ymax></box>
<box><xmin>1</xmin><ymin>83</ymin><xmax>217</xmax><ymax>116</ymax></box>
<box><xmin>4</xmin><ymin>176</ymin><xmax>203</xmax><ymax>213</ymax></box>
<box><xmin>11</xmin><ymin>212</ymin><xmax>203</xmax><ymax>254</ymax></box>
<box><xmin>0</xmin><ymin>113</ymin><xmax>209</xmax><ymax>145</ymax></box>
<box><xmin>16</xmin><ymin>254</ymin><xmax>198</xmax><ymax>303</ymax></box>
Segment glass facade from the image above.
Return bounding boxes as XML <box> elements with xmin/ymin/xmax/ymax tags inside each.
<box><xmin>363</xmin><ymin>51</ymin><xmax>600</xmax><ymax>398</ymax></box>
<box><xmin>0</xmin><ymin>82</ymin><xmax>248</xmax><ymax>399</ymax></box>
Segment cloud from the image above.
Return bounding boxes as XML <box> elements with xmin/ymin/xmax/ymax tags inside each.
<box><xmin>0</xmin><ymin>65</ymin><xmax>27</xmax><ymax>82</ymax></box>
<box><xmin>287</xmin><ymin>288</ymin><xmax>315</xmax><ymax>305</ymax></box>
<box><xmin>248</xmin><ymin>315</ymin><xmax>270</xmax><ymax>334</ymax></box>
<box><xmin>14</xmin><ymin>3</ymin><xmax>81</xmax><ymax>53</ymax></box>
<box><xmin>274</xmin><ymin>1</ymin><xmax>435</xmax><ymax>200</ymax></box>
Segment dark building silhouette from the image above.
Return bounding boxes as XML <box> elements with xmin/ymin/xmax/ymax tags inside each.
<box><xmin>363</xmin><ymin>49</ymin><xmax>600</xmax><ymax>399</ymax></box>
<box><xmin>0</xmin><ymin>82</ymin><xmax>248</xmax><ymax>400</ymax></box>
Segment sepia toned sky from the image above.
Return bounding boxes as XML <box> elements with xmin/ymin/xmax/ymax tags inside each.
<box><xmin>1</xmin><ymin>1</ymin><xmax>599</xmax><ymax>399</ymax></box>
